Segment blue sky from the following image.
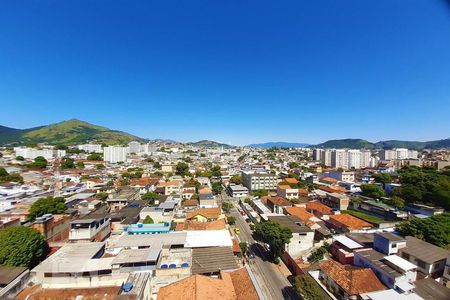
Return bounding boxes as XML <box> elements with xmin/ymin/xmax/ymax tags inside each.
<box><xmin>1</xmin><ymin>1</ymin><xmax>450</xmax><ymax>145</ymax></box>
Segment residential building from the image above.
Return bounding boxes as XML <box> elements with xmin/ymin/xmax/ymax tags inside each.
<box><xmin>398</xmin><ymin>236</ymin><xmax>449</xmax><ymax>278</ymax></box>
<box><xmin>321</xmin><ymin>192</ymin><xmax>349</xmax><ymax>211</ymax></box>
<box><xmin>373</xmin><ymin>232</ymin><xmax>406</xmax><ymax>255</ymax></box>
<box><xmin>77</xmin><ymin>144</ymin><xmax>103</xmax><ymax>153</ymax></box>
<box><xmin>103</xmin><ymin>146</ymin><xmax>128</xmax><ymax>163</ymax></box>
<box><xmin>265</xmin><ymin>196</ymin><xmax>292</xmax><ymax>214</ymax></box>
<box><xmin>277</xmin><ymin>185</ymin><xmax>299</xmax><ymax>200</ymax></box>
<box><xmin>69</xmin><ymin>206</ymin><xmax>111</xmax><ymax>242</ymax></box>
<box><xmin>127</xmin><ymin>141</ymin><xmax>141</xmax><ymax>154</ymax></box>
<box><xmin>31</xmin><ymin>214</ymin><xmax>71</xmax><ymax>242</ymax></box>
<box><xmin>327</xmin><ymin>214</ymin><xmax>373</xmax><ymax>232</ymax></box>
<box><xmin>227</xmin><ymin>184</ymin><xmax>249</xmax><ymax>198</ymax></box>
<box><xmin>241</xmin><ymin>170</ymin><xmax>277</xmax><ymax>191</ymax></box>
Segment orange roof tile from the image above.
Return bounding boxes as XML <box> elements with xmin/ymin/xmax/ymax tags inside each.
<box><xmin>305</xmin><ymin>201</ymin><xmax>333</xmax><ymax>215</ymax></box>
<box><xmin>319</xmin><ymin>177</ymin><xmax>338</xmax><ymax>184</ymax></box>
<box><xmin>267</xmin><ymin>196</ymin><xmax>292</xmax><ymax>207</ymax></box>
<box><xmin>320</xmin><ymin>259</ymin><xmax>385</xmax><ymax>295</ymax></box>
<box><xmin>284</xmin><ymin>178</ymin><xmax>298</xmax><ymax>184</ymax></box>
<box><xmin>278</xmin><ymin>185</ymin><xmax>293</xmax><ymax>190</ymax></box>
<box><xmin>187</xmin><ymin>207</ymin><xmax>221</xmax><ymax>220</ymax></box>
<box><xmin>285</xmin><ymin>207</ymin><xmax>315</xmax><ymax>223</ymax></box>
<box><xmin>177</xmin><ymin>219</ymin><xmax>226</xmax><ymax>231</ymax></box>
<box><xmin>329</xmin><ymin>214</ymin><xmax>373</xmax><ymax>230</ymax></box>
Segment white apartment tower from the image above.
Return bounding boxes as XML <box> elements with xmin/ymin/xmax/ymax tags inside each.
<box><xmin>103</xmin><ymin>146</ymin><xmax>128</xmax><ymax>163</ymax></box>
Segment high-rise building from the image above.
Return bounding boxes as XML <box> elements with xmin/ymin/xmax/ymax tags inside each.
<box><xmin>128</xmin><ymin>141</ymin><xmax>141</xmax><ymax>154</ymax></box>
<box><xmin>347</xmin><ymin>150</ymin><xmax>362</xmax><ymax>169</ymax></box>
<box><xmin>331</xmin><ymin>149</ymin><xmax>348</xmax><ymax>169</ymax></box>
<box><xmin>103</xmin><ymin>146</ymin><xmax>128</xmax><ymax>163</ymax></box>
<box><xmin>77</xmin><ymin>144</ymin><xmax>103</xmax><ymax>153</ymax></box>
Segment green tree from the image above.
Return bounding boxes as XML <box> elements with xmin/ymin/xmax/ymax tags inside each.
<box><xmin>87</xmin><ymin>153</ymin><xmax>103</xmax><ymax>161</ymax></box>
<box><xmin>0</xmin><ymin>227</ymin><xmax>49</xmax><ymax>268</ymax></box>
<box><xmin>28</xmin><ymin>197</ymin><xmax>67</xmax><ymax>221</ymax></box>
<box><xmin>60</xmin><ymin>158</ymin><xmax>75</xmax><ymax>169</ymax></box>
<box><xmin>254</xmin><ymin>220</ymin><xmax>292</xmax><ymax>259</ymax></box>
<box><xmin>289</xmin><ymin>162</ymin><xmax>299</xmax><ymax>169</ymax></box>
<box><xmin>308</xmin><ymin>243</ymin><xmax>329</xmax><ymax>262</ymax></box>
<box><xmin>76</xmin><ymin>161</ymin><xmax>85</xmax><ymax>169</ymax></box>
<box><xmin>15</xmin><ymin>155</ymin><xmax>25</xmax><ymax>161</ymax></box>
<box><xmin>142</xmin><ymin>192</ymin><xmax>160</xmax><ymax>203</ymax></box>
<box><xmin>361</xmin><ymin>184</ymin><xmax>385</xmax><ymax>198</ymax></box>
<box><xmin>28</xmin><ymin>156</ymin><xmax>48</xmax><ymax>169</ymax></box>
<box><xmin>96</xmin><ymin>163</ymin><xmax>105</xmax><ymax>170</ymax></box>
<box><xmin>386</xmin><ymin>196</ymin><xmax>405</xmax><ymax>208</ymax></box>
<box><xmin>212</xmin><ymin>181</ymin><xmax>223</xmax><ymax>194</ymax></box>
<box><xmin>0</xmin><ymin>167</ymin><xmax>8</xmax><ymax>177</ymax></box>
<box><xmin>222</xmin><ymin>202</ymin><xmax>233</xmax><ymax>213</ymax></box>
<box><xmin>239</xmin><ymin>242</ymin><xmax>248</xmax><ymax>255</ymax></box>
<box><xmin>252</xmin><ymin>189</ymin><xmax>268</xmax><ymax>197</ymax></box>
<box><xmin>153</xmin><ymin>162</ymin><xmax>162</xmax><ymax>169</ymax></box>
<box><xmin>372</xmin><ymin>173</ymin><xmax>392</xmax><ymax>185</ymax></box>
<box><xmin>294</xmin><ymin>274</ymin><xmax>330</xmax><ymax>300</ymax></box>
<box><xmin>230</xmin><ymin>174</ymin><xmax>242</xmax><ymax>185</ymax></box>
<box><xmin>95</xmin><ymin>192</ymin><xmax>109</xmax><ymax>201</ymax></box>
<box><xmin>143</xmin><ymin>216</ymin><xmax>154</xmax><ymax>224</ymax></box>
<box><xmin>176</xmin><ymin>162</ymin><xmax>190</xmax><ymax>177</ymax></box>
<box><xmin>211</xmin><ymin>165</ymin><xmax>222</xmax><ymax>177</ymax></box>
<box><xmin>227</xmin><ymin>216</ymin><xmax>236</xmax><ymax>225</ymax></box>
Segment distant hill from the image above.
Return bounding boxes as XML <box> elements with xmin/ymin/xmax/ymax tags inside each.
<box><xmin>0</xmin><ymin>119</ymin><xmax>144</xmax><ymax>145</ymax></box>
<box><xmin>188</xmin><ymin>140</ymin><xmax>235</xmax><ymax>148</ymax></box>
<box><xmin>315</xmin><ymin>138</ymin><xmax>450</xmax><ymax>150</ymax></box>
<box><xmin>247</xmin><ymin>142</ymin><xmax>310</xmax><ymax>148</ymax></box>
<box><xmin>315</xmin><ymin>139</ymin><xmax>374</xmax><ymax>149</ymax></box>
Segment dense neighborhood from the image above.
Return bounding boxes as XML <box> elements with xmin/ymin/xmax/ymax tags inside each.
<box><xmin>0</xmin><ymin>139</ymin><xmax>449</xmax><ymax>300</ymax></box>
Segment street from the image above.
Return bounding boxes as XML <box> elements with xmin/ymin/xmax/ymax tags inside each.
<box><xmin>229</xmin><ymin>206</ymin><xmax>300</xmax><ymax>300</ymax></box>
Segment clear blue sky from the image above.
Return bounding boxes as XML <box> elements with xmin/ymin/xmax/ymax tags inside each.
<box><xmin>1</xmin><ymin>1</ymin><xmax>450</xmax><ymax>145</ymax></box>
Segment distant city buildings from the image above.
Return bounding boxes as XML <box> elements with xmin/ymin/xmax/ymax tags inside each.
<box><xmin>103</xmin><ymin>146</ymin><xmax>128</xmax><ymax>163</ymax></box>
<box><xmin>14</xmin><ymin>147</ymin><xmax>66</xmax><ymax>160</ymax></box>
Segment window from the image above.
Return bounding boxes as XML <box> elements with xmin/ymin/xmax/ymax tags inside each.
<box><xmin>417</xmin><ymin>259</ymin><xmax>427</xmax><ymax>269</ymax></box>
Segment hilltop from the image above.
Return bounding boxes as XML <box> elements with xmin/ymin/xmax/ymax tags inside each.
<box><xmin>314</xmin><ymin>138</ymin><xmax>450</xmax><ymax>150</ymax></box>
<box><xmin>188</xmin><ymin>140</ymin><xmax>235</xmax><ymax>149</ymax></box>
<box><xmin>0</xmin><ymin>119</ymin><xmax>144</xmax><ymax>145</ymax></box>
<box><xmin>247</xmin><ymin>142</ymin><xmax>310</xmax><ymax>148</ymax></box>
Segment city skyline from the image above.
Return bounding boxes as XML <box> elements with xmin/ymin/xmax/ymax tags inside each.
<box><xmin>1</xmin><ymin>1</ymin><xmax>450</xmax><ymax>145</ymax></box>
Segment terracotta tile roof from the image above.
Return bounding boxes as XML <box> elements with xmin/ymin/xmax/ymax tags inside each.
<box><xmin>157</xmin><ymin>269</ymin><xmax>258</xmax><ymax>300</ymax></box>
<box><xmin>267</xmin><ymin>196</ymin><xmax>292</xmax><ymax>207</ymax></box>
<box><xmin>199</xmin><ymin>187</ymin><xmax>212</xmax><ymax>194</ymax></box>
<box><xmin>284</xmin><ymin>178</ymin><xmax>298</xmax><ymax>184</ymax></box>
<box><xmin>298</xmin><ymin>188</ymin><xmax>309</xmax><ymax>196</ymax></box>
<box><xmin>305</xmin><ymin>201</ymin><xmax>333</xmax><ymax>215</ymax></box>
<box><xmin>187</xmin><ymin>207</ymin><xmax>221</xmax><ymax>220</ymax></box>
<box><xmin>158</xmin><ymin>180</ymin><xmax>181</xmax><ymax>187</ymax></box>
<box><xmin>176</xmin><ymin>219</ymin><xmax>226</xmax><ymax>231</ymax></box>
<box><xmin>182</xmin><ymin>199</ymin><xmax>199</xmax><ymax>207</ymax></box>
<box><xmin>232</xmin><ymin>239</ymin><xmax>241</xmax><ymax>253</ymax></box>
<box><xmin>319</xmin><ymin>177</ymin><xmax>338</xmax><ymax>184</ymax></box>
<box><xmin>320</xmin><ymin>259</ymin><xmax>385</xmax><ymax>295</ymax></box>
<box><xmin>229</xmin><ymin>268</ymin><xmax>259</xmax><ymax>300</ymax></box>
<box><xmin>130</xmin><ymin>177</ymin><xmax>159</xmax><ymax>186</ymax></box>
<box><xmin>329</xmin><ymin>214</ymin><xmax>373</xmax><ymax>230</ymax></box>
<box><xmin>285</xmin><ymin>207</ymin><xmax>315</xmax><ymax>223</ymax></box>
<box><xmin>319</xmin><ymin>185</ymin><xmax>347</xmax><ymax>194</ymax></box>
<box><xmin>278</xmin><ymin>185</ymin><xmax>293</xmax><ymax>190</ymax></box>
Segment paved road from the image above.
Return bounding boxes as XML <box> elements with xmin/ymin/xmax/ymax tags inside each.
<box><xmin>230</xmin><ymin>207</ymin><xmax>299</xmax><ymax>300</ymax></box>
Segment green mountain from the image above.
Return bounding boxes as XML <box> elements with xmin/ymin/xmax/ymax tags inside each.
<box><xmin>315</xmin><ymin>139</ymin><xmax>375</xmax><ymax>149</ymax></box>
<box><xmin>315</xmin><ymin>138</ymin><xmax>450</xmax><ymax>150</ymax></box>
<box><xmin>188</xmin><ymin>140</ymin><xmax>235</xmax><ymax>148</ymax></box>
<box><xmin>0</xmin><ymin>119</ymin><xmax>144</xmax><ymax>145</ymax></box>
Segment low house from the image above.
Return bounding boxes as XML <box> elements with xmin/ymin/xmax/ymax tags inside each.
<box><xmin>373</xmin><ymin>232</ymin><xmax>406</xmax><ymax>256</ymax></box>
<box><xmin>319</xmin><ymin>259</ymin><xmax>385</xmax><ymax>299</ymax></box>
<box><xmin>327</xmin><ymin>214</ymin><xmax>373</xmax><ymax>232</ymax></box>
<box><xmin>157</xmin><ymin>268</ymin><xmax>260</xmax><ymax>300</ymax></box>
<box><xmin>69</xmin><ymin>206</ymin><xmax>111</xmax><ymax>242</ymax></box>
<box><xmin>398</xmin><ymin>236</ymin><xmax>449</xmax><ymax>278</ymax></box>
<box><xmin>186</xmin><ymin>208</ymin><xmax>224</xmax><ymax>222</ymax></box>
<box><xmin>354</xmin><ymin>249</ymin><xmax>417</xmax><ymax>290</ymax></box>
<box><xmin>284</xmin><ymin>206</ymin><xmax>321</xmax><ymax>229</ymax></box>
<box><xmin>267</xmin><ymin>215</ymin><xmax>314</xmax><ymax>257</ymax></box>
<box><xmin>304</xmin><ymin>201</ymin><xmax>333</xmax><ymax>218</ymax></box>
<box><xmin>227</xmin><ymin>184</ymin><xmax>249</xmax><ymax>198</ymax></box>
<box><xmin>266</xmin><ymin>196</ymin><xmax>292</xmax><ymax>214</ymax></box>
<box><xmin>276</xmin><ymin>185</ymin><xmax>299</xmax><ymax>200</ymax></box>
<box><xmin>331</xmin><ymin>235</ymin><xmax>365</xmax><ymax>265</ymax></box>
<box><xmin>175</xmin><ymin>219</ymin><xmax>226</xmax><ymax>231</ymax></box>
<box><xmin>321</xmin><ymin>192</ymin><xmax>349</xmax><ymax>211</ymax></box>
<box><xmin>31</xmin><ymin>214</ymin><xmax>71</xmax><ymax>242</ymax></box>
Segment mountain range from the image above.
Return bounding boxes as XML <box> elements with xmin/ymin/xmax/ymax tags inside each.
<box><xmin>0</xmin><ymin>119</ymin><xmax>449</xmax><ymax>150</ymax></box>
<box><xmin>0</xmin><ymin>119</ymin><xmax>144</xmax><ymax>145</ymax></box>
<box><xmin>315</xmin><ymin>138</ymin><xmax>450</xmax><ymax>150</ymax></box>
<box><xmin>247</xmin><ymin>142</ymin><xmax>310</xmax><ymax>148</ymax></box>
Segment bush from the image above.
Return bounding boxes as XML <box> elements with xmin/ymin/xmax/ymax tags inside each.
<box><xmin>294</xmin><ymin>274</ymin><xmax>330</xmax><ymax>300</ymax></box>
<box><xmin>0</xmin><ymin>227</ymin><xmax>49</xmax><ymax>268</ymax></box>
<box><xmin>28</xmin><ymin>197</ymin><xmax>67</xmax><ymax>221</ymax></box>
<box><xmin>227</xmin><ymin>216</ymin><xmax>236</xmax><ymax>225</ymax></box>
<box><xmin>143</xmin><ymin>216</ymin><xmax>154</xmax><ymax>224</ymax></box>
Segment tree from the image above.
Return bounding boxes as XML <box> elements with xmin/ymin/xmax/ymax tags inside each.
<box><xmin>143</xmin><ymin>216</ymin><xmax>154</xmax><ymax>224</ymax></box>
<box><xmin>239</xmin><ymin>242</ymin><xmax>248</xmax><ymax>255</ymax></box>
<box><xmin>0</xmin><ymin>167</ymin><xmax>8</xmax><ymax>177</ymax></box>
<box><xmin>361</xmin><ymin>184</ymin><xmax>385</xmax><ymax>198</ymax></box>
<box><xmin>289</xmin><ymin>162</ymin><xmax>299</xmax><ymax>169</ymax></box>
<box><xmin>211</xmin><ymin>165</ymin><xmax>222</xmax><ymax>177</ymax></box>
<box><xmin>227</xmin><ymin>216</ymin><xmax>236</xmax><ymax>225</ymax></box>
<box><xmin>230</xmin><ymin>174</ymin><xmax>242</xmax><ymax>185</ymax></box>
<box><xmin>254</xmin><ymin>220</ymin><xmax>292</xmax><ymax>259</ymax></box>
<box><xmin>396</xmin><ymin>213</ymin><xmax>450</xmax><ymax>248</ymax></box>
<box><xmin>87</xmin><ymin>153</ymin><xmax>103</xmax><ymax>161</ymax></box>
<box><xmin>28</xmin><ymin>156</ymin><xmax>47</xmax><ymax>169</ymax></box>
<box><xmin>76</xmin><ymin>161</ymin><xmax>85</xmax><ymax>169</ymax></box>
<box><xmin>294</xmin><ymin>274</ymin><xmax>330</xmax><ymax>300</ymax></box>
<box><xmin>96</xmin><ymin>192</ymin><xmax>109</xmax><ymax>201</ymax></box>
<box><xmin>96</xmin><ymin>163</ymin><xmax>105</xmax><ymax>170</ymax></box>
<box><xmin>60</xmin><ymin>158</ymin><xmax>75</xmax><ymax>169</ymax></box>
<box><xmin>212</xmin><ymin>181</ymin><xmax>223</xmax><ymax>195</ymax></box>
<box><xmin>222</xmin><ymin>202</ymin><xmax>233</xmax><ymax>213</ymax></box>
<box><xmin>16</xmin><ymin>155</ymin><xmax>24</xmax><ymax>161</ymax></box>
<box><xmin>175</xmin><ymin>162</ymin><xmax>190</xmax><ymax>177</ymax></box>
<box><xmin>308</xmin><ymin>243</ymin><xmax>329</xmax><ymax>262</ymax></box>
<box><xmin>0</xmin><ymin>227</ymin><xmax>49</xmax><ymax>268</ymax></box>
<box><xmin>386</xmin><ymin>196</ymin><xmax>405</xmax><ymax>208</ymax></box>
<box><xmin>252</xmin><ymin>189</ymin><xmax>268</xmax><ymax>197</ymax></box>
<box><xmin>372</xmin><ymin>173</ymin><xmax>392</xmax><ymax>185</ymax></box>
<box><xmin>153</xmin><ymin>162</ymin><xmax>162</xmax><ymax>169</ymax></box>
<box><xmin>28</xmin><ymin>197</ymin><xmax>67</xmax><ymax>221</ymax></box>
<box><xmin>142</xmin><ymin>192</ymin><xmax>160</xmax><ymax>203</ymax></box>
<box><xmin>187</xmin><ymin>179</ymin><xmax>201</xmax><ymax>191</ymax></box>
